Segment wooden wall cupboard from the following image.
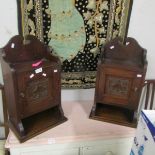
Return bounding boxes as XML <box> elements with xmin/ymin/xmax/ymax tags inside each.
<box><xmin>90</xmin><ymin>37</ymin><xmax>147</xmax><ymax>127</ymax></box>
<box><xmin>0</xmin><ymin>35</ymin><xmax>67</xmax><ymax>142</ymax></box>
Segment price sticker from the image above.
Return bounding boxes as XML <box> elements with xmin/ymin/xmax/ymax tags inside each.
<box><xmin>137</xmin><ymin>74</ymin><xmax>142</xmax><ymax>78</ymax></box>
<box><xmin>11</xmin><ymin>43</ymin><xmax>15</xmax><ymax>48</ymax></box>
<box><xmin>35</xmin><ymin>67</ymin><xmax>42</xmax><ymax>74</ymax></box>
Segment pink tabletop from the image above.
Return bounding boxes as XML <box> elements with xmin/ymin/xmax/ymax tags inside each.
<box><xmin>5</xmin><ymin>101</ymin><xmax>136</xmax><ymax>148</ymax></box>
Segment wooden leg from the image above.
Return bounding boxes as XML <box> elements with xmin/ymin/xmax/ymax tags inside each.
<box><xmin>8</xmin><ymin>118</ymin><xmax>25</xmax><ymax>138</ymax></box>
<box><xmin>17</xmin><ymin>121</ymin><xmax>25</xmax><ymax>136</ymax></box>
<box><xmin>89</xmin><ymin>99</ymin><xmax>97</xmax><ymax>118</ymax></box>
<box><xmin>58</xmin><ymin>105</ymin><xmax>67</xmax><ymax>121</ymax></box>
<box><xmin>126</xmin><ymin>109</ymin><xmax>135</xmax><ymax>122</ymax></box>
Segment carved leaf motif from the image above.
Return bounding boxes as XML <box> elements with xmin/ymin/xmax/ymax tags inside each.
<box><xmin>94</xmin><ymin>13</ymin><xmax>104</xmax><ymax>25</ymax></box>
<box><xmin>83</xmin><ymin>12</ymin><xmax>92</xmax><ymax>20</ymax></box>
<box><xmin>90</xmin><ymin>47</ymin><xmax>100</xmax><ymax>57</ymax></box>
<box><xmin>45</xmin><ymin>8</ymin><xmax>51</xmax><ymax>16</ymax></box>
<box><xmin>99</xmin><ymin>38</ymin><xmax>106</xmax><ymax>45</ymax></box>
<box><xmin>99</xmin><ymin>27</ymin><xmax>105</xmax><ymax>34</ymax></box>
<box><xmin>26</xmin><ymin>78</ymin><xmax>49</xmax><ymax>102</ymax></box>
<box><xmin>106</xmin><ymin>77</ymin><xmax>129</xmax><ymax>96</ymax></box>
<box><xmin>88</xmin><ymin>35</ymin><xmax>96</xmax><ymax>43</ymax></box>
<box><xmin>27</xmin><ymin>0</ymin><xmax>33</xmax><ymax>12</ymax></box>
<box><xmin>86</xmin><ymin>0</ymin><xmax>96</xmax><ymax>10</ymax></box>
<box><xmin>87</xmin><ymin>19</ymin><xmax>94</xmax><ymax>28</ymax></box>
<box><xmin>99</xmin><ymin>1</ymin><xmax>109</xmax><ymax>11</ymax></box>
<box><xmin>28</xmin><ymin>19</ymin><xmax>35</xmax><ymax>35</ymax></box>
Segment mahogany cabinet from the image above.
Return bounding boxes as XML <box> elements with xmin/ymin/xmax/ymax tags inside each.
<box><xmin>90</xmin><ymin>37</ymin><xmax>147</xmax><ymax>127</ymax></box>
<box><xmin>0</xmin><ymin>35</ymin><xmax>67</xmax><ymax>142</ymax></box>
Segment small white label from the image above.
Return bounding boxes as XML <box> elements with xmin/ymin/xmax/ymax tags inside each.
<box><xmin>11</xmin><ymin>43</ymin><xmax>15</xmax><ymax>48</ymax></box>
<box><xmin>126</xmin><ymin>41</ymin><xmax>130</xmax><ymax>45</ymax></box>
<box><xmin>35</xmin><ymin>67</ymin><xmax>42</xmax><ymax>74</ymax></box>
<box><xmin>54</xmin><ymin>69</ymin><xmax>58</xmax><ymax>73</ymax></box>
<box><xmin>30</xmin><ymin>74</ymin><xmax>34</xmax><ymax>79</ymax></box>
<box><xmin>42</xmin><ymin>73</ymin><xmax>47</xmax><ymax>77</ymax></box>
<box><xmin>110</xmin><ymin>45</ymin><xmax>115</xmax><ymax>49</ymax></box>
<box><xmin>137</xmin><ymin>74</ymin><xmax>142</xmax><ymax>78</ymax></box>
<box><xmin>48</xmin><ymin>138</ymin><xmax>56</xmax><ymax>144</ymax></box>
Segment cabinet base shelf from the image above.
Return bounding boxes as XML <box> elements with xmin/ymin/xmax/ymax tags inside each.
<box><xmin>9</xmin><ymin>105</ymin><xmax>67</xmax><ymax>143</ymax></box>
<box><xmin>90</xmin><ymin>103</ymin><xmax>137</xmax><ymax>128</ymax></box>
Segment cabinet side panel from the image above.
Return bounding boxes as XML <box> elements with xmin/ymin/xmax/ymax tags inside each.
<box><xmin>0</xmin><ymin>58</ymin><xmax>19</xmax><ymax>124</ymax></box>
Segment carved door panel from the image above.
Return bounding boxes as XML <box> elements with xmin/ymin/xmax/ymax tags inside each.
<box><xmin>97</xmin><ymin>66</ymin><xmax>142</xmax><ymax>108</ymax></box>
<box><xmin>17</xmin><ymin>65</ymin><xmax>60</xmax><ymax>118</ymax></box>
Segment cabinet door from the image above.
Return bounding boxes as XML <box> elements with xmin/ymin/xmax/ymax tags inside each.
<box><xmin>17</xmin><ymin>65</ymin><xmax>61</xmax><ymax>118</ymax></box>
<box><xmin>97</xmin><ymin>66</ymin><xmax>143</xmax><ymax>108</ymax></box>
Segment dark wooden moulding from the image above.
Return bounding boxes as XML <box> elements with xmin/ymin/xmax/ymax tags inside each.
<box><xmin>90</xmin><ymin>37</ymin><xmax>147</xmax><ymax>128</ymax></box>
<box><xmin>0</xmin><ymin>35</ymin><xmax>67</xmax><ymax>142</ymax></box>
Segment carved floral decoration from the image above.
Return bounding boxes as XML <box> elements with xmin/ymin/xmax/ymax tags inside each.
<box><xmin>83</xmin><ymin>0</ymin><xmax>109</xmax><ymax>57</ymax></box>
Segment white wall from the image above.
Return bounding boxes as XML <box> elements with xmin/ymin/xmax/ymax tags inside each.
<box><xmin>0</xmin><ymin>0</ymin><xmax>18</xmax><ymax>138</ymax></box>
<box><xmin>128</xmin><ymin>0</ymin><xmax>155</xmax><ymax>79</ymax></box>
<box><xmin>0</xmin><ymin>0</ymin><xmax>18</xmax><ymax>48</ymax></box>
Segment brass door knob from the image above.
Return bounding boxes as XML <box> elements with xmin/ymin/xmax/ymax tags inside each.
<box><xmin>19</xmin><ymin>92</ymin><xmax>25</xmax><ymax>98</ymax></box>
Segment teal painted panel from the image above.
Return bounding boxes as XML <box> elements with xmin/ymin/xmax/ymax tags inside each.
<box><xmin>49</xmin><ymin>0</ymin><xmax>86</xmax><ymax>61</ymax></box>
